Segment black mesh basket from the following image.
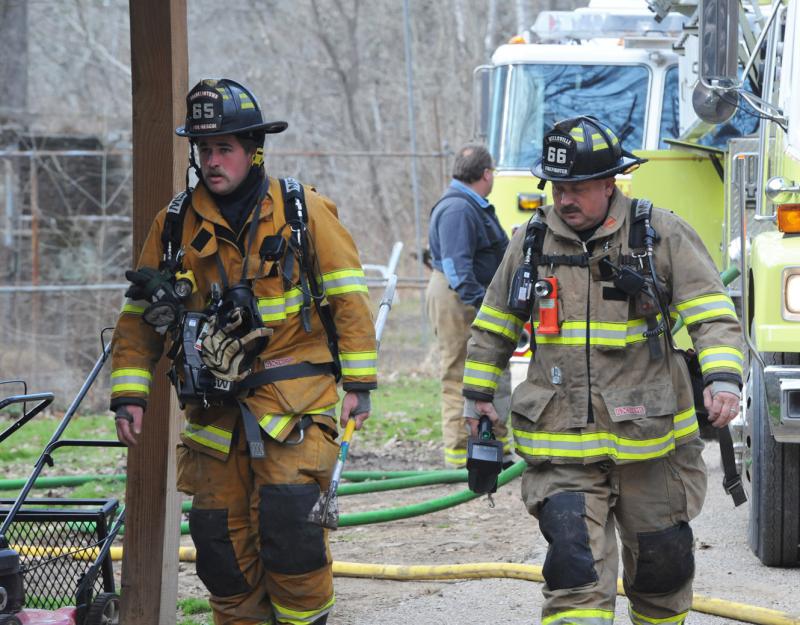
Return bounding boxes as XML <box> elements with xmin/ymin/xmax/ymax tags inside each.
<box><xmin>0</xmin><ymin>498</ymin><xmax>119</xmax><ymax>610</ymax></box>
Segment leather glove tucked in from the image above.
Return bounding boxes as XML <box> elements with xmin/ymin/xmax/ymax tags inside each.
<box><xmin>125</xmin><ymin>267</ymin><xmax>185</xmax><ymax>330</ymax></box>
<box><xmin>199</xmin><ymin>309</ymin><xmax>272</xmax><ymax>382</ymax></box>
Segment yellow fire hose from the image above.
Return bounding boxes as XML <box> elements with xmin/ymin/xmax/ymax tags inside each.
<box><xmin>16</xmin><ymin>545</ymin><xmax>798</xmax><ymax>625</ymax></box>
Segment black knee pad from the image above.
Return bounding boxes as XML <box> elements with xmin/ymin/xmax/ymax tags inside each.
<box><xmin>538</xmin><ymin>491</ymin><xmax>598</xmax><ymax>590</ymax></box>
<box><xmin>189</xmin><ymin>508</ymin><xmax>251</xmax><ymax>597</ymax></box>
<box><xmin>259</xmin><ymin>483</ymin><xmax>328</xmax><ymax>575</ymax></box>
<box><xmin>632</xmin><ymin>522</ymin><xmax>694</xmax><ymax>594</ymax></box>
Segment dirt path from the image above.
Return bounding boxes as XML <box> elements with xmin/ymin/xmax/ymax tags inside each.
<box><xmin>176</xmin><ymin>439</ymin><xmax>800</xmax><ymax>624</ymax></box>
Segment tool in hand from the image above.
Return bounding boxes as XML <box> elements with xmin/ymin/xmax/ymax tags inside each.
<box><xmin>308</xmin><ymin>272</ymin><xmax>398</xmax><ymax>529</ymax></box>
<box><xmin>466</xmin><ymin>415</ymin><xmax>504</xmax><ymax>506</ymax></box>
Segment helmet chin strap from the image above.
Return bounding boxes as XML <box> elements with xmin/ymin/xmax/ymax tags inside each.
<box><xmin>187</xmin><ymin>139</ymin><xmax>202</xmax><ymax>188</ymax></box>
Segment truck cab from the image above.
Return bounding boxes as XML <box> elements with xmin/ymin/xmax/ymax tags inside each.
<box><xmin>475</xmin><ymin>0</ymin><xmax>800</xmax><ymax>565</ymax></box>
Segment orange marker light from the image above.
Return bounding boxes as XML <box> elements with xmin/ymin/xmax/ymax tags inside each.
<box><xmin>777</xmin><ymin>204</ymin><xmax>800</xmax><ymax>233</ymax></box>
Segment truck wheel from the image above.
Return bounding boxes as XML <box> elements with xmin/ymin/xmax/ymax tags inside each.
<box><xmin>0</xmin><ymin>616</ymin><xmax>23</xmax><ymax>625</ymax></box>
<box><xmin>84</xmin><ymin>592</ymin><xmax>120</xmax><ymax>625</ymax></box>
<box><xmin>746</xmin><ymin>350</ymin><xmax>800</xmax><ymax>566</ymax></box>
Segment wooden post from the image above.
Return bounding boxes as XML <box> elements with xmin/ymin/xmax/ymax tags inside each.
<box><xmin>123</xmin><ymin>2</ymin><xmax>187</xmax><ymax>623</ymax></box>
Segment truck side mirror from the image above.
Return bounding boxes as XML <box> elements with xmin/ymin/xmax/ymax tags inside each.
<box><xmin>472</xmin><ymin>65</ymin><xmax>494</xmax><ymax>142</ymax></box>
<box><xmin>693</xmin><ymin>0</ymin><xmax>739</xmax><ymax>123</ymax></box>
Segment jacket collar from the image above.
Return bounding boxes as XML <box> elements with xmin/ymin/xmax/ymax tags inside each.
<box><xmin>191</xmin><ymin>178</ymin><xmax>276</xmax><ymax>229</ymax></box>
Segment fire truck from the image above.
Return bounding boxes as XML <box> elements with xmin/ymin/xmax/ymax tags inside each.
<box><xmin>475</xmin><ymin>0</ymin><xmax>800</xmax><ymax>566</ymax></box>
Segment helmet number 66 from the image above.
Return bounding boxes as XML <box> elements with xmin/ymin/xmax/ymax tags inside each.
<box><xmin>547</xmin><ymin>146</ymin><xmax>568</xmax><ymax>164</ymax></box>
<box><xmin>192</xmin><ymin>102</ymin><xmax>215</xmax><ymax>120</ymax></box>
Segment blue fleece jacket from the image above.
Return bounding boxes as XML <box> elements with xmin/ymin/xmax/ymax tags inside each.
<box><xmin>428</xmin><ymin>180</ymin><xmax>509</xmax><ymax>307</ymax></box>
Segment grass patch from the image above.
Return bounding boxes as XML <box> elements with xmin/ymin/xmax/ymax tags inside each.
<box><xmin>178</xmin><ymin>597</ymin><xmax>212</xmax><ymax>615</ymax></box>
<box><xmin>0</xmin><ymin>413</ymin><xmax>125</xmax><ymax>467</ymax></box>
<box><xmin>363</xmin><ymin>375</ymin><xmax>440</xmax><ymax>446</ymax></box>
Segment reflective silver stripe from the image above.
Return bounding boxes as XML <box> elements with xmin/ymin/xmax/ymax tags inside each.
<box><xmin>340</xmin><ymin>351</ymin><xmax>378</xmax><ymax>376</ymax></box>
<box><xmin>676</xmin><ymin>294</ymin><xmax>737</xmax><ymax>325</ymax></box>
<box><xmin>322</xmin><ymin>269</ymin><xmax>368</xmax><ymax>296</ymax></box>
<box><xmin>445</xmin><ymin>447</ymin><xmax>467</xmax><ymax>467</ymax></box>
<box><xmin>258</xmin><ymin>287</ymin><xmax>304</xmax><ymax>321</ymax></box>
<box><xmin>513</xmin><ymin>408</ymin><xmax>698</xmax><ymax>462</ymax></box>
<box><xmin>473</xmin><ymin>304</ymin><xmax>524</xmax><ymax>342</ymax></box>
<box><xmin>110</xmin><ymin>368</ymin><xmax>152</xmax><ymax>394</ymax></box>
<box><xmin>258</xmin><ymin>296</ymin><xmax>286</xmax><ymax>322</ymax></box>
<box><xmin>698</xmin><ymin>347</ymin><xmax>744</xmax><ymax>375</ymax></box>
<box><xmin>259</xmin><ymin>414</ymin><xmax>293</xmax><ymax>439</ymax></box>
<box><xmin>284</xmin><ymin>288</ymin><xmax>303</xmax><ymax>313</ymax></box>
<box><xmin>183</xmin><ymin>422</ymin><xmax>232</xmax><ymax>454</ymax></box>
<box><xmin>513</xmin><ymin>430</ymin><xmax>676</xmax><ymax>460</ymax></box>
<box><xmin>463</xmin><ymin>360</ymin><xmax>502</xmax><ymax>390</ymax></box>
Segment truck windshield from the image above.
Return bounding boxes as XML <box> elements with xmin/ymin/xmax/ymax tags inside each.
<box><xmin>489</xmin><ymin>63</ymin><xmax>650</xmax><ymax>169</ymax></box>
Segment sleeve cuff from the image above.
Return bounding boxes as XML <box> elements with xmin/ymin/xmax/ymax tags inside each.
<box><xmin>710</xmin><ymin>380</ymin><xmax>741</xmax><ymax>398</ymax></box>
<box><xmin>342</xmin><ymin>381</ymin><xmax>377</xmax><ymax>392</ymax></box>
<box><xmin>704</xmin><ymin>371</ymin><xmax>742</xmax><ymax>389</ymax></box>
<box><xmin>463</xmin><ymin>389</ymin><xmax>494</xmax><ymax>402</ymax></box>
<box><xmin>110</xmin><ymin>396</ymin><xmax>147</xmax><ymax>413</ymax></box>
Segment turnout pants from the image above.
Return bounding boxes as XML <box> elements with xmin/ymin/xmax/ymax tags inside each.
<box><xmin>177</xmin><ymin>422</ymin><xmax>339</xmax><ymax>625</ymax></box>
<box><xmin>521</xmin><ymin>438</ymin><xmax>707</xmax><ymax>625</ymax></box>
<box><xmin>426</xmin><ymin>270</ymin><xmax>511</xmax><ymax>467</ymax></box>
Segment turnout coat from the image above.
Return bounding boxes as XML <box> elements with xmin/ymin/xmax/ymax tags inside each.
<box><xmin>463</xmin><ymin>188</ymin><xmax>744</xmax><ymax>465</ymax></box>
<box><xmin>110</xmin><ymin>177</ymin><xmax>377</xmax><ymax>460</ymax></box>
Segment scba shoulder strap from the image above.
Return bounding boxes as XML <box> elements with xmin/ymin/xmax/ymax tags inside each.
<box><xmin>278</xmin><ymin>177</ymin><xmax>342</xmax><ymax>381</ymax></box>
<box><xmin>628</xmin><ymin>198</ymin><xmax>654</xmax><ymax>251</ymax></box>
<box><xmin>160</xmin><ymin>189</ymin><xmax>192</xmax><ymax>269</ymax></box>
<box><xmin>521</xmin><ymin>198</ymin><xmax>657</xmax><ymax>266</ymax></box>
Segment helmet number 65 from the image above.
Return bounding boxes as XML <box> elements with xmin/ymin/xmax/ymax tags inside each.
<box><xmin>192</xmin><ymin>102</ymin><xmax>215</xmax><ymax>120</ymax></box>
<box><xmin>547</xmin><ymin>147</ymin><xmax>568</xmax><ymax>164</ymax></box>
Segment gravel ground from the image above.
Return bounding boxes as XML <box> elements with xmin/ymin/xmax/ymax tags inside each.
<box><xmin>328</xmin><ymin>440</ymin><xmax>800</xmax><ymax>624</ymax></box>
<box><xmin>173</xmin><ymin>438</ymin><xmax>800</xmax><ymax>624</ymax></box>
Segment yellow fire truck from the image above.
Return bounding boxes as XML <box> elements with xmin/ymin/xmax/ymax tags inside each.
<box><xmin>475</xmin><ymin>0</ymin><xmax>799</xmax><ymax>565</ymax></box>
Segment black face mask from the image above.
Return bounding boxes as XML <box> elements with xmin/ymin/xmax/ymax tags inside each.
<box><xmin>209</xmin><ymin>166</ymin><xmax>265</xmax><ymax>235</ymax></box>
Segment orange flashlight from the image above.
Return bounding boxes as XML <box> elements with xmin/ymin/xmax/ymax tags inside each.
<box><xmin>535</xmin><ymin>277</ymin><xmax>560</xmax><ymax>334</ymax></box>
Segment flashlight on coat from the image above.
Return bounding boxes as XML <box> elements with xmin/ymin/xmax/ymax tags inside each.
<box><xmin>535</xmin><ymin>277</ymin><xmax>560</xmax><ymax>335</ymax></box>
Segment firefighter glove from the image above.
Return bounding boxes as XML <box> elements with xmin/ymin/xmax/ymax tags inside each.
<box><xmin>200</xmin><ymin>309</ymin><xmax>271</xmax><ymax>382</ymax></box>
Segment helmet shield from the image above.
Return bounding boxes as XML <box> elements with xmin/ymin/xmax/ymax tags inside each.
<box><xmin>531</xmin><ymin>116</ymin><xmax>647</xmax><ymax>183</ymax></box>
<box><xmin>176</xmin><ymin>79</ymin><xmax>288</xmax><ymax>139</ymax></box>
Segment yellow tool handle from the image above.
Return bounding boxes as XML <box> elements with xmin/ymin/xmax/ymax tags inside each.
<box><xmin>341</xmin><ymin>418</ymin><xmax>356</xmax><ymax>443</ymax></box>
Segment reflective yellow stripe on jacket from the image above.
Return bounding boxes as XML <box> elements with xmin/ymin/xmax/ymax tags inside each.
<box><xmin>110</xmin><ymin>368</ymin><xmax>152</xmax><ymax>395</ymax></box>
<box><xmin>183</xmin><ymin>422</ymin><xmax>233</xmax><ymax>454</ymax></box>
<box><xmin>321</xmin><ymin>268</ymin><xmax>368</xmax><ymax>296</ymax></box>
<box><xmin>542</xmin><ymin>608</ymin><xmax>615</xmax><ymax>625</ymax></box>
<box><xmin>675</xmin><ymin>293</ymin><xmax>737</xmax><ymax>325</ymax></box>
<box><xmin>257</xmin><ymin>286</ymin><xmax>303</xmax><ymax>323</ymax></box>
<box><xmin>259</xmin><ymin>404</ymin><xmax>337</xmax><ymax>440</ymax></box>
<box><xmin>463</xmin><ymin>360</ymin><xmax>503</xmax><ymax>392</ymax></box>
<box><xmin>121</xmin><ymin>298</ymin><xmax>147</xmax><ymax>315</ymax></box>
<box><xmin>473</xmin><ymin>303</ymin><xmax>524</xmax><ymax>343</ymax></box>
<box><xmin>513</xmin><ymin>407</ymin><xmax>698</xmax><ymax>462</ymax></box>
<box><xmin>340</xmin><ymin>350</ymin><xmax>378</xmax><ymax>377</ymax></box>
<box><xmin>272</xmin><ymin>595</ymin><xmax>335</xmax><ymax>625</ymax></box>
<box><xmin>534</xmin><ymin>314</ymin><xmax>679</xmax><ymax>347</ymax></box>
<box><xmin>697</xmin><ymin>346</ymin><xmax>744</xmax><ymax>376</ymax></box>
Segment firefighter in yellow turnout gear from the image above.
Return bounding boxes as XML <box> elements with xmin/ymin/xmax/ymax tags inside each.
<box><xmin>110</xmin><ymin>79</ymin><xmax>377</xmax><ymax>625</ymax></box>
<box><xmin>463</xmin><ymin>117</ymin><xmax>743</xmax><ymax>625</ymax></box>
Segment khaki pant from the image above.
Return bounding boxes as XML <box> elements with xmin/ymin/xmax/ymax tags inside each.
<box><xmin>426</xmin><ymin>270</ymin><xmax>511</xmax><ymax>467</ymax></box>
<box><xmin>177</xmin><ymin>423</ymin><xmax>339</xmax><ymax>625</ymax></box>
<box><xmin>521</xmin><ymin>438</ymin><xmax>707</xmax><ymax>625</ymax></box>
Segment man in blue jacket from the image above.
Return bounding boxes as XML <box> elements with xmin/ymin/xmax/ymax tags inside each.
<box><xmin>426</xmin><ymin>143</ymin><xmax>512</xmax><ymax>467</ymax></box>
